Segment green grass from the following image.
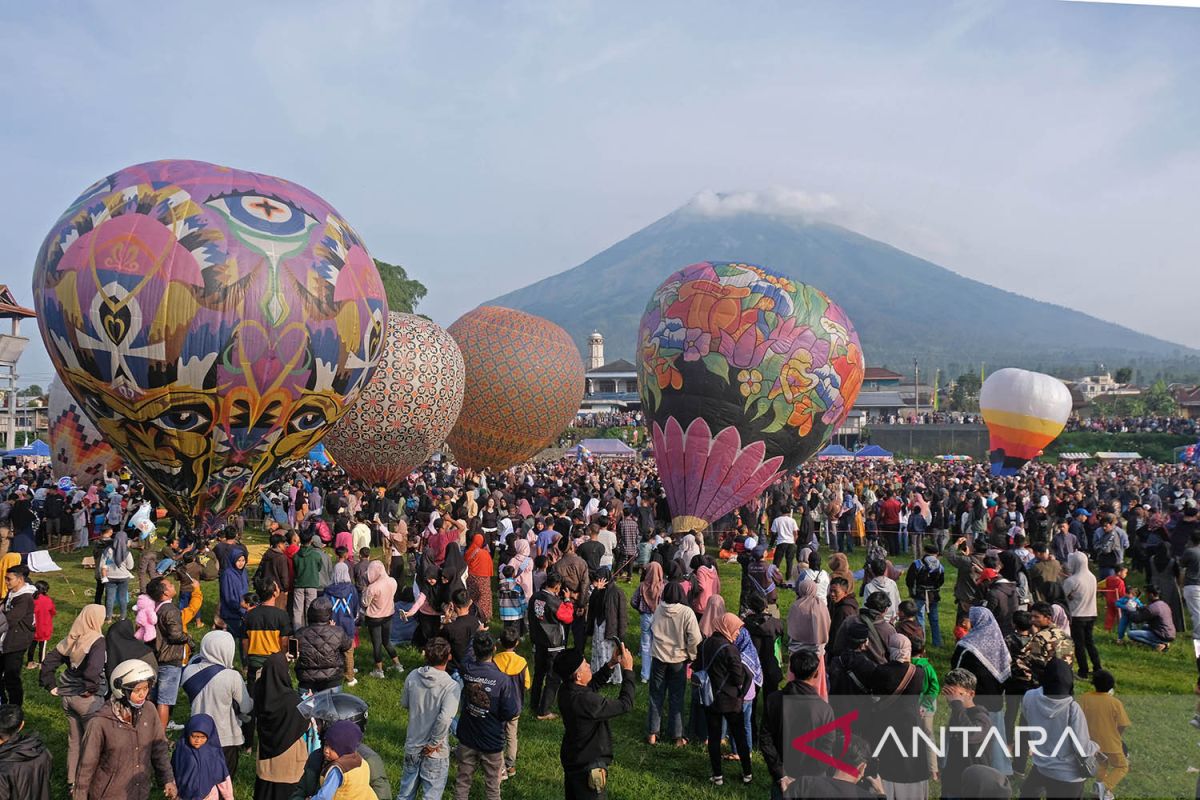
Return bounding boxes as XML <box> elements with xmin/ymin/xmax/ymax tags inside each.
<box><xmin>19</xmin><ymin>534</ymin><xmax>1200</xmax><ymax>799</ymax></box>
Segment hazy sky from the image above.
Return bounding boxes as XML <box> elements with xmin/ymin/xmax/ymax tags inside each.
<box><xmin>2</xmin><ymin>0</ymin><xmax>1198</xmax><ymax>386</ymax></box>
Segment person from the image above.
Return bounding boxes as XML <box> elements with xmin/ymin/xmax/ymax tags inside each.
<box><xmin>182</xmin><ymin>631</ymin><xmax>253</xmax><ymax>776</ymax></box>
<box><xmin>588</xmin><ymin>568</ymin><xmax>628</xmax><ymax>684</ymax></box>
<box><xmin>862</xmin><ymin>558</ymin><xmax>901</xmax><ymax>624</ymax></box>
<box><xmin>39</xmin><ymin>603</ymin><xmax>107</xmax><ymax>787</ymax></box>
<box><xmin>1029</xmin><ymin>543</ymin><xmax>1065</xmax><ymax>605</ymax></box>
<box><xmin>27</xmin><ymin>580</ymin><xmax>54</xmax><ymax>669</ymax></box>
<box><xmin>529</xmin><ymin>573</ymin><xmax>573</xmax><ymax>720</ymax></box>
<box><xmin>770</xmin><ymin>507</ymin><xmax>798</xmax><ymax>581</ymax></box>
<box><xmin>633</xmin><ymin>561</ymin><xmax>665</xmax><ymax>683</ymax></box>
<box><xmin>796</xmin><ymin>735</ymin><xmax>886</xmax><ymax>798</ymax></box>
<box><xmin>1126</xmin><ymin>585</ymin><xmax>1176</xmax><ymax>650</ymax></box>
<box><xmin>0</xmin><ymin>703</ymin><xmax>51</xmax><ymax>800</ymax></box>
<box><xmin>252</xmin><ymin>652</ymin><xmax>309</xmax><ymax>800</ymax></box>
<box><xmin>939</xmin><ymin>667</ymin><xmax>995</xmax><ymax>799</ymax></box>
<box><xmin>1</xmin><ymin>564</ymin><xmax>36</xmax><ymax>706</ymax></box>
<box><xmin>1179</xmin><ymin>526</ymin><xmax>1200</xmax><ymax>679</ymax></box>
<box><xmin>743</xmin><ymin>593</ymin><xmax>784</xmax><ymax>711</ymax></box>
<box><xmin>787</xmin><ymin>579</ymin><xmax>830</xmax><ymax>698</ymax></box>
<box><xmin>1020</xmin><ymin>659</ymin><xmax>1100</xmax><ymax>799</ymax></box>
<box><xmin>295</xmin><ymin>597</ymin><xmax>352</xmax><ymax>692</ymax></box>
<box><xmin>761</xmin><ymin>649</ymin><xmax>834</xmax><ymax>799</ymax></box>
<box><xmin>74</xmin><ymin>658</ymin><xmax>177</xmax><ymax>800</ymax></box>
<box><xmin>1014</xmin><ymin>602</ymin><xmax>1076</xmax><ymax>689</ymax></box>
<box><xmin>258</xmin><ymin>534</ymin><xmax>291</xmax><ymax>611</ymax></box>
<box><xmin>244</xmin><ymin>578</ymin><xmax>291</xmax><ymax>684</ymax></box>
<box><xmin>647</xmin><ymin>581</ymin><xmax>701</xmax><ymax>746</ymax></box>
<box><xmin>555</xmin><ymin>643</ymin><xmax>636</xmax><ymax>800</ymax></box>
<box><xmin>362</xmin><ymin>560</ymin><xmax>404</xmax><ymax>678</ymax></box>
<box><xmin>1062</xmin><ymin>551</ymin><xmax>1101</xmax><ymax>679</ymax></box>
<box><xmin>398</xmin><ymin>637</ymin><xmax>461</xmax><ymax>800</ymax></box>
<box><xmin>307</xmin><ymin>720</ymin><xmax>374</xmax><ymax>800</ymax></box>
<box><xmin>493</xmin><ymin>627</ymin><xmax>530</xmax><ymax>780</ymax></box>
<box><xmin>828</xmin><ymin>576</ymin><xmax>860</xmax><ymax>649</ymax></box>
<box><xmin>147</xmin><ymin>575</ymin><xmax>191</xmax><ymax>731</ymax></box>
<box><xmin>290</xmin><ymin>533</ymin><xmax>326</xmax><ymax>632</ymax></box>
<box><xmin>551</xmin><ymin>539</ymin><xmax>591</xmax><ymax>655</ymax></box>
<box><xmin>100</xmin><ymin>528</ymin><xmax>135</xmax><ymax>622</ymax></box>
<box><xmin>1077</xmin><ymin>670</ymin><xmax>1130</xmax><ymax>800</ymax></box>
<box><xmin>171</xmin><ymin>713</ymin><xmax>233</xmax><ymax>800</ymax></box>
<box><xmin>943</xmin><ymin>536</ymin><xmax>984</xmax><ymax>623</ymax></box>
<box><xmin>744</xmin><ymin>544</ymin><xmax>785</xmax><ymax>618</ymax></box>
<box><xmin>905</xmin><ymin>543</ymin><xmax>944</xmax><ymax>647</ymax></box>
<box><xmin>465</xmin><ymin>533</ymin><xmax>495</xmax><ymax>620</ymax></box>
<box><xmin>498</xmin><ymin>565</ymin><xmax>527</xmax><ymax>638</ymax></box>
<box><xmin>951</xmin><ymin>606</ymin><xmax>1011</xmax><ymax>775</ymax></box>
<box><xmin>454</xmin><ymin>632</ymin><xmax>521</xmax><ymax>800</ymax></box>
<box><xmin>324</xmin><ymin>562</ymin><xmax>360</xmax><ymax>687</ymax></box>
<box><xmin>696</xmin><ymin>611</ymin><xmax>753</xmax><ymax>786</ymax></box>
<box><xmin>441</xmin><ymin>589</ymin><xmax>485</xmax><ymax>674</ymax></box>
<box><xmin>868</xmin><ymin>634</ymin><xmax>930</xmax><ymax>797</ymax></box>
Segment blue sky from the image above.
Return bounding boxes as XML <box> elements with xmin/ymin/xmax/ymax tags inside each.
<box><xmin>2</xmin><ymin>0</ymin><xmax>1198</xmax><ymax>386</ymax></box>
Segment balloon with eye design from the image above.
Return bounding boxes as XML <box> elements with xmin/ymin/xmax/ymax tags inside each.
<box><xmin>33</xmin><ymin>159</ymin><xmax>387</xmax><ymax>534</ymax></box>
<box><xmin>638</xmin><ymin>261</ymin><xmax>864</xmax><ymax>532</ymax></box>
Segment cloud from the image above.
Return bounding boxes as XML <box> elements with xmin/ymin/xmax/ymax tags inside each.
<box><xmin>684</xmin><ymin>187</ymin><xmax>842</xmax><ymax>218</ymax></box>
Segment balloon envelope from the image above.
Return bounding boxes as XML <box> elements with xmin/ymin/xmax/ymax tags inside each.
<box><xmin>324</xmin><ymin>312</ymin><xmax>465</xmax><ymax>487</ymax></box>
<box><xmin>638</xmin><ymin>261</ymin><xmax>864</xmax><ymax>531</ymax></box>
<box><xmin>33</xmin><ymin>160</ymin><xmax>387</xmax><ymax>533</ymax></box>
<box><xmin>447</xmin><ymin>306</ymin><xmax>584</xmax><ymax>470</ymax></box>
<box><xmin>980</xmin><ymin>368</ymin><xmax>1072</xmax><ymax>476</ymax></box>
<box><xmin>48</xmin><ymin>376</ymin><xmax>122</xmax><ymax>481</ymax></box>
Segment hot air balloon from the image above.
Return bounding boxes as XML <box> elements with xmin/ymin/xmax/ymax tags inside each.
<box><xmin>48</xmin><ymin>376</ymin><xmax>122</xmax><ymax>481</ymax></box>
<box><xmin>323</xmin><ymin>312</ymin><xmax>465</xmax><ymax>486</ymax></box>
<box><xmin>33</xmin><ymin>160</ymin><xmax>387</xmax><ymax>534</ymax></box>
<box><xmin>447</xmin><ymin>306</ymin><xmax>584</xmax><ymax>470</ymax></box>
<box><xmin>638</xmin><ymin>261</ymin><xmax>864</xmax><ymax>532</ymax></box>
<box><xmin>980</xmin><ymin>368</ymin><xmax>1072</xmax><ymax>476</ymax></box>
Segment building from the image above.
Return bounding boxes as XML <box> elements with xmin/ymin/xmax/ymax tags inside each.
<box><xmin>1074</xmin><ymin>372</ymin><xmax>1139</xmax><ymax>401</ymax></box>
<box><xmin>0</xmin><ymin>285</ymin><xmax>35</xmax><ymax>450</ymax></box>
<box><xmin>852</xmin><ymin>391</ymin><xmax>906</xmax><ymax>419</ymax></box>
<box><xmin>1173</xmin><ymin>386</ymin><xmax>1200</xmax><ymax>419</ymax></box>
<box><xmin>862</xmin><ymin>367</ymin><xmax>904</xmax><ymax>391</ymax></box>
<box><xmin>580</xmin><ymin>332</ymin><xmax>641</xmax><ymax>412</ymax></box>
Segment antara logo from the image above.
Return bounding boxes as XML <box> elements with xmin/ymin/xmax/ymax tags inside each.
<box><xmin>790</xmin><ymin>709</ymin><xmax>859</xmax><ymax>776</ymax></box>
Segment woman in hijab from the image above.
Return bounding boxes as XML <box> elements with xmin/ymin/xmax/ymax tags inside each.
<box><xmin>100</xmin><ymin>528</ymin><xmax>135</xmax><ymax>622</ymax></box>
<box><xmin>217</xmin><ymin>548</ymin><xmax>249</xmax><ymax>660</ymax></box>
<box><xmin>999</xmin><ymin>549</ymin><xmax>1030</xmax><ymax>610</ymax></box>
<box><xmin>952</xmin><ymin>606</ymin><xmax>1013</xmax><ymax>776</ymax></box>
<box><xmin>252</xmin><ymin>652</ymin><xmax>310</xmax><ymax>800</ymax></box>
<box><xmin>699</xmin><ymin>595</ymin><xmax>729</xmax><ymax>638</ymax></box>
<box><xmin>1050</xmin><ymin>604</ymin><xmax>1072</xmax><ymax>636</ymax></box>
<box><xmin>785</xmin><ymin>580</ymin><xmax>830</xmax><ymax>700</ymax></box>
<box><xmin>1149</xmin><ymin>544</ymin><xmax>1185</xmax><ymax>632</ymax></box>
<box><xmin>676</xmin><ymin>531</ymin><xmax>701</xmax><ymax>575</ymax></box>
<box><xmin>172</xmin><ymin>713</ymin><xmax>233</xmax><ymax>800</ymax></box>
<box><xmin>464</xmin><ymin>533</ymin><xmax>494</xmax><ymax>621</ymax></box>
<box><xmin>869</xmin><ymin>633</ymin><xmax>930</xmax><ymax>800</ymax></box>
<box><xmin>438</xmin><ymin>542</ymin><xmax>468</xmax><ymax>603</ymax></box>
<box><xmin>1020</xmin><ymin>659</ymin><xmax>1098</xmax><ymax>799</ymax></box>
<box><xmin>690</xmin><ymin>555</ymin><xmax>721</xmax><ymax>617</ymax></box>
<box><xmin>507</xmin><ymin>538</ymin><xmax>534</xmax><ymax>601</ymax></box>
<box><xmin>39</xmin><ymin>604</ymin><xmax>107</xmax><ymax>785</ymax></box>
<box><xmin>104</xmin><ymin>617</ymin><xmax>157</xmax><ymax>682</ymax></box>
<box><xmin>636</xmin><ymin>562</ymin><xmax>666</xmax><ymax>683</ymax></box>
<box><xmin>827</xmin><ymin>552</ymin><xmax>856</xmax><ymax>595</ymax></box>
<box><xmin>694</xmin><ymin>612</ymin><xmax>753</xmax><ymax>786</ymax></box>
<box><xmin>407</xmin><ymin>554</ymin><xmax>443</xmax><ymax>649</ymax></box>
<box><xmin>725</xmin><ymin>607</ymin><xmax>763</xmax><ymax>765</ymax></box>
<box><xmin>362</xmin><ymin>560</ymin><xmax>403</xmax><ymax>678</ymax></box>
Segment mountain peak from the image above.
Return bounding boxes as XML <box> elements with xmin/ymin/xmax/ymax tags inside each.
<box><xmin>679</xmin><ymin>188</ymin><xmax>842</xmax><ymax>221</ymax></box>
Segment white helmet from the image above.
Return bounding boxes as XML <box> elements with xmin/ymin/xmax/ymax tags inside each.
<box><xmin>110</xmin><ymin>658</ymin><xmax>156</xmax><ymax>700</ymax></box>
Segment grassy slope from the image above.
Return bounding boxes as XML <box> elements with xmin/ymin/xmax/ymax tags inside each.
<box><xmin>19</xmin><ymin>534</ymin><xmax>1200</xmax><ymax>799</ymax></box>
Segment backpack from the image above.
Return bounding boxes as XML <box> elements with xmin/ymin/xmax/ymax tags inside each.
<box><xmin>694</xmin><ymin>642</ymin><xmax>732</xmax><ymax>707</ymax></box>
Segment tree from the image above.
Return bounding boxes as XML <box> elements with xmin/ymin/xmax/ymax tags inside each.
<box><xmin>949</xmin><ymin>372</ymin><xmax>982</xmax><ymax>411</ymax></box>
<box><xmin>1114</xmin><ymin>367</ymin><xmax>1133</xmax><ymax>385</ymax></box>
<box><xmin>1143</xmin><ymin>380</ymin><xmax>1178</xmax><ymax>416</ymax></box>
<box><xmin>373</xmin><ymin>259</ymin><xmax>427</xmax><ymax>314</ymax></box>
<box><xmin>18</xmin><ymin>384</ymin><xmax>43</xmax><ymax>397</ymax></box>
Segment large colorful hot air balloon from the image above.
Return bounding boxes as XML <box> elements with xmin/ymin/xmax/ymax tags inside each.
<box><xmin>323</xmin><ymin>312</ymin><xmax>465</xmax><ymax>486</ymax></box>
<box><xmin>447</xmin><ymin>306</ymin><xmax>584</xmax><ymax>470</ymax></box>
<box><xmin>48</xmin><ymin>376</ymin><xmax>122</xmax><ymax>481</ymax></box>
<box><xmin>33</xmin><ymin>160</ymin><xmax>387</xmax><ymax>534</ymax></box>
<box><xmin>980</xmin><ymin>368</ymin><xmax>1072</xmax><ymax>476</ymax></box>
<box><xmin>638</xmin><ymin>261</ymin><xmax>864</xmax><ymax>532</ymax></box>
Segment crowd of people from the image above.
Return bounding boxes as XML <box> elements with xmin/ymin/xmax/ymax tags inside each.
<box><xmin>1065</xmin><ymin>415</ymin><xmax>1200</xmax><ymax>437</ymax></box>
<box><xmin>0</xmin><ymin>451</ymin><xmax>1198</xmax><ymax>799</ymax></box>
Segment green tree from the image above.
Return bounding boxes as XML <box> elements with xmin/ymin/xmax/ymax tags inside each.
<box><xmin>18</xmin><ymin>384</ymin><xmax>43</xmax><ymax>397</ymax></box>
<box><xmin>373</xmin><ymin>259</ymin><xmax>427</xmax><ymax>314</ymax></box>
<box><xmin>949</xmin><ymin>372</ymin><xmax>982</xmax><ymax>411</ymax></box>
<box><xmin>1143</xmin><ymin>380</ymin><xmax>1178</xmax><ymax>416</ymax></box>
<box><xmin>1114</xmin><ymin>367</ymin><xmax>1133</xmax><ymax>385</ymax></box>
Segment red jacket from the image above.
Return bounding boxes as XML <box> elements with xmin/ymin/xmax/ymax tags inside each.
<box><xmin>33</xmin><ymin>595</ymin><xmax>56</xmax><ymax>643</ymax></box>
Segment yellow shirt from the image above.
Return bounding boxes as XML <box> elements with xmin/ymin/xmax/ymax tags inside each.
<box><xmin>1077</xmin><ymin>691</ymin><xmax>1130</xmax><ymax>755</ymax></box>
<box><xmin>494</xmin><ymin>650</ymin><xmax>531</xmax><ymax>689</ymax></box>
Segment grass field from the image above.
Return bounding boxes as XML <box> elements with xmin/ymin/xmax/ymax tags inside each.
<box><xmin>17</xmin><ymin>533</ymin><xmax>1200</xmax><ymax>799</ymax></box>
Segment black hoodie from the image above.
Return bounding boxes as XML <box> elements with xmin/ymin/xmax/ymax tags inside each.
<box><xmin>0</xmin><ymin>733</ymin><xmax>51</xmax><ymax>800</ymax></box>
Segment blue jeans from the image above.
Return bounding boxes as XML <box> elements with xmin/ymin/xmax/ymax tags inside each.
<box><xmin>915</xmin><ymin>597</ymin><xmax>941</xmax><ymax>647</ymax></box>
<box><xmin>1128</xmin><ymin>629</ymin><xmax>1169</xmax><ymax>648</ymax></box>
<box><xmin>724</xmin><ymin>699</ymin><xmax>754</xmax><ymax>756</ymax></box>
<box><xmin>1115</xmin><ymin>598</ymin><xmax>1141</xmax><ymax>640</ymax></box>
<box><xmin>639</xmin><ymin>613</ymin><xmax>654</xmax><ymax>682</ymax></box>
<box><xmin>104</xmin><ymin>579</ymin><xmax>129</xmax><ymax>619</ymax></box>
<box><xmin>396</xmin><ymin>752</ymin><xmax>450</xmax><ymax>800</ymax></box>
<box><xmin>647</xmin><ymin>659</ymin><xmax>687</xmax><ymax>739</ymax></box>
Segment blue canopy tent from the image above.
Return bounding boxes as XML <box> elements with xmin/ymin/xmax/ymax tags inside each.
<box><xmin>307</xmin><ymin>443</ymin><xmax>334</xmax><ymax>466</ymax></box>
<box><xmin>816</xmin><ymin>444</ymin><xmax>855</xmax><ymax>460</ymax></box>
<box><xmin>854</xmin><ymin>444</ymin><xmax>894</xmax><ymax>460</ymax></box>
<box><xmin>4</xmin><ymin>440</ymin><xmax>49</xmax><ymax>458</ymax></box>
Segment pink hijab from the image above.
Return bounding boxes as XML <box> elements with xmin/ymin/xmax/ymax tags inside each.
<box><xmin>507</xmin><ymin>538</ymin><xmax>534</xmax><ymax>599</ymax></box>
<box><xmin>691</xmin><ymin>563</ymin><xmax>721</xmax><ymax>616</ymax></box>
<box><xmin>699</xmin><ymin>595</ymin><xmax>728</xmax><ymax>638</ymax></box>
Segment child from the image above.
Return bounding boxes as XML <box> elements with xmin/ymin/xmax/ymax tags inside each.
<box><xmin>26</xmin><ymin>580</ymin><xmax>55</xmax><ymax>669</ymax></box>
<box><xmin>352</xmin><ymin>547</ymin><xmax>372</xmax><ymax>594</ymax></box>
<box><xmin>170</xmin><ymin>713</ymin><xmax>233</xmax><ymax>800</ymax></box>
<box><xmin>911</xmin><ymin>640</ymin><xmax>940</xmax><ymax>782</ymax></box>
<box><xmin>313</xmin><ymin>720</ymin><xmax>372</xmax><ymax>799</ymax></box>
<box><xmin>492</xmin><ymin>627</ymin><xmax>530</xmax><ymax>780</ymax></box>
<box><xmin>1078</xmin><ymin>670</ymin><xmax>1130</xmax><ymax>800</ymax></box>
<box><xmin>498</xmin><ymin>565</ymin><xmax>527</xmax><ymax>638</ymax></box>
<box><xmin>133</xmin><ymin>592</ymin><xmax>158</xmax><ymax>643</ymax></box>
<box><xmin>1114</xmin><ymin>586</ymin><xmax>1143</xmax><ymax>642</ymax></box>
<box><xmin>1101</xmin><ymin>567</ymin><xmax>1128</xmax><ymax>632</ymax></box>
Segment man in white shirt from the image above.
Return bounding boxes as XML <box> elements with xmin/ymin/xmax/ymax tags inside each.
<box><xmin>597</xmin><ymin>518</ymin><xmax>618</xmax><ymax>569</ymax></box>
<box><xmin>771</xmin><ymin>507</ymin><xmax>799</xmax><ymax>585</ymax></box>
<box><xmin>352</xmin><ymin>514</ymin><xmax>373</xmax><ymax>553</ymax></box>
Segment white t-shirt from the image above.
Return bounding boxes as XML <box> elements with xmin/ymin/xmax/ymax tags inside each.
<box><xmin>771</xmin><ymin>515</ymin><xmax>798</xmax><ymax>545</ymax></box>
<box><xmin>598</xmin><ymin>529</ymin><xmax>618</xmax><ymax>567</ymax></box>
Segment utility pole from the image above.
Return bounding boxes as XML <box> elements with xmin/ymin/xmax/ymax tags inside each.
<box><xmin>913</xmin><ymin>358</ymin><xmax>919</xmax><ymax>418</ymax></box>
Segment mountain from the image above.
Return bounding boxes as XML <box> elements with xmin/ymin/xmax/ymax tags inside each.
<box><xmin>484</xmin><ymin>202</ymin><xmax>1200</xmax><ymax>379</ymax></box>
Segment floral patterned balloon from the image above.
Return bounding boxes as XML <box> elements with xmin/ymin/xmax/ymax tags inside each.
<box><xmin>638</xmin><ymin>261</ymin><xmax>864</xmax><ymax>531</ymax></box>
